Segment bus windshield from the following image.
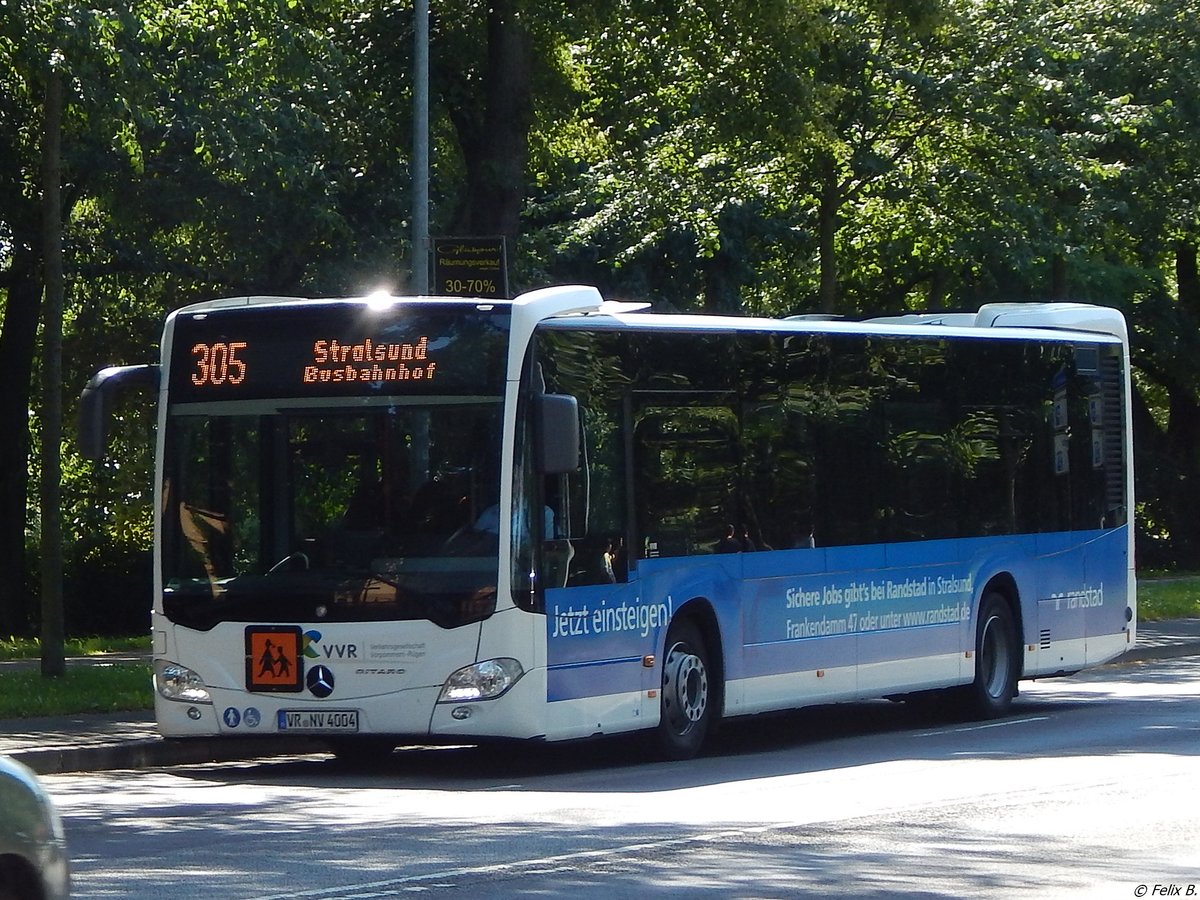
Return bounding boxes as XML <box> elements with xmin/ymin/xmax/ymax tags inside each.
<box><xmin>161</xmin><ymin>400</ymin><xmax>503</xmax><ymax>631</ymax></box>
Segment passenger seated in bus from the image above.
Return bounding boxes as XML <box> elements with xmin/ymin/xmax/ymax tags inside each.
<box><xmin>408</xmin><ymin>478</ymin><xmax>470</xmax><ymax>537</ymax></box>
<box><xmin>716</xmin><ymin>524</ymin><xmax>742</xmax><ymax>553</ymax></box>
<box><xmin>342</xmin><ymin>475</ymin><xmax>388</xmax><ymax>529</ymax></box>
<box><xmin>741</xmin><ymin>528</ymin><xmax>757</xmax><ymax>552</ymax></box>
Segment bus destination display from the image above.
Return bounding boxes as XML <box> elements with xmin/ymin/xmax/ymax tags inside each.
<box><xmin>304</xmin><ymin>335</ymin><xmax>437</xmax><ymax>384</ymax></box>
<box><xmin>169</xmin><ymin>302</ymin><xmax>509</xmax><ymax>401</ymax></box>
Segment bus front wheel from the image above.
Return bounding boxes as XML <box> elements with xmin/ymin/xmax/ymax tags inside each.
<box><xmin>655</xmin><ymin>618</ymin><xmax>713</xmax><ymax>760</ymax></box>
<box><xmin>961</xmin><ymin>592</ymin><xmax>1019</xmax><ymax>718</ymax></box>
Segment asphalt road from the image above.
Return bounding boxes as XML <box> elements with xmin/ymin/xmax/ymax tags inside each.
<box><xmin>40</xmin><ymin>653</ymin><xmax>1200</xmax><ymax>900</ymax></box>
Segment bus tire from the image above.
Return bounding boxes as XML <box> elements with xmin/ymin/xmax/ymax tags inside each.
<box><xmin>961</xmin><ymin>591</ymin><xmax>1019</xmax><ymax>718</ymax></box>
<box><xmin>655</xmin><ymin>618</ymin><xmax>713</xmax><ymax>760</ymax></box>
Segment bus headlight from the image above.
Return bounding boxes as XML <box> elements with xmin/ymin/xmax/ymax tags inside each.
<box><xmin>437</xmin><ymin>658</ymin><xmax>524</xmax><ymax>703</ymax></box>
<box><xmin>155</xmin><ymin>659</ymin><xmax>213</xmax><ymax>704</ymax></box>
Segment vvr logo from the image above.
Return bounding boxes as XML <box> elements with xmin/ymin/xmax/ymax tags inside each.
<box><xmin>302</xmin><ymin>630</ymin><xmax>322</xmax><ymax>659</ymax></box>
<box><xmin>303</xmin><ymin>630</ymin><xmax>358</xmax><ymax>660</ymax></box>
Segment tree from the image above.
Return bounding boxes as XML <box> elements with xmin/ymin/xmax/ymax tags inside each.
<box><xmin>1070</xmin><ymin>0</ymin><xmax>1200</xmax><ymax>564</ymax></box>
<box><xmin>0</xmin><ymin>2</ymin><xmax>94</xmax><ymax>636</ymax></box>
<box><xmin>2</xmin><ymin>0</ymin><xmax>364</xmax><ymax>635</ymax></box>
<box><xmin>40</xmin><ymin>59</ymin><xmax>65</xmax><ymax>674</ymax></box>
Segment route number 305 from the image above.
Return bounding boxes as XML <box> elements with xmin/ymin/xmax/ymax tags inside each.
<box><xmin>190</xmin><ymin>341</ymin><xmax>248</xmax><ymax>387</ymax></box>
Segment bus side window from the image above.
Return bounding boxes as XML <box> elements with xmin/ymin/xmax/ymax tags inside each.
<box><xmin>633</xmin><ymin>399</ymin><xmax>738</xmax><ymax>558</ymax></box>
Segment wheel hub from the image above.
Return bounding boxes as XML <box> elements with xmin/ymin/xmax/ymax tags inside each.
<box><xmin>665</xmin><ymin>642</ymin><xmax>708</xmax><ymax>726</ymax></box>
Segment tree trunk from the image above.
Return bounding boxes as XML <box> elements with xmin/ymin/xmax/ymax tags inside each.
<box><xmin>817</xmin><ymin>153</ymin><xmax>839</xmax><ymax>314</ymax></box>
<box><xmin>1159</xmin><ymin>240</ymin><xmax>1200</xmax><ymax>567</ymax></box>
<box><xmin>1177</xmin><ymin>238</ymin><xmax>1199</xmax><ymax>316</ymax></box>
<box><xmin>1049</xmin><ymin>252</ymin><xmax>1068</xmax><ymax>300</ymax></box>
<box><xmin>928</xmin><ymin>268</ymin><xmax>947</xmax><ymax>310</ymax></box>
<box><xmin>0</xmin><ymin>237</ymin><xmax>43</xmax><ymax>636</ymax></box>
<box><xmin>445</xmin><ymin>0</ymin><xmax>532</xmax><ymax>246</ymax></box>
<box><xmin>1174</xmin><ymin>239</ymin><xmax>1200</xmax><ymax>477</ymax></box>
<box><xmin>1164</xmin><ymin>385</ymin><xmax>1200</xmax><ymax>567</ymax></box>
<box><xmin>41</xmin><ymin>66</ymin><xmax>66</xmax><ymax>677</ymax></box>
<box><xmin>702</xmin><ymin>248</ymin><xmax>737</xmax><ymax>314</ymax></box>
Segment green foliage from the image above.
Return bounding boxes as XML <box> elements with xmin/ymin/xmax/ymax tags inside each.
<box><xmin>5</xmin><ymin>0</ymin><xmax>1200</xmax><ymax>625</ymax></box>
<box><xmin>534</xmin><ymin>0</ymin><xmax>825</xmax><ymax>311</ymax></box>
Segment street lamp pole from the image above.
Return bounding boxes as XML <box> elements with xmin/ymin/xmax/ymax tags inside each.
<box><xmin>412</xmin><ymin>0</ymin><xmax>430</xmax><ymax>294</ymax></box>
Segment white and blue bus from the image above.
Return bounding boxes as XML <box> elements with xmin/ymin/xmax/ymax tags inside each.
<box><xmin>81</xmin><ymin>285</ymin><xmax>1135</xmax><ymax>759</ymax></box>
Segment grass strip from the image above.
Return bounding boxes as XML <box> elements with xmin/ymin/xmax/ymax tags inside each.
<box><xmin>0</xmin><ymin>635</ymin><xmax>151</xmax><ymax>661</ymax></box>
<box><xmin>1138</xmin><ymin>577</ymin><xmax>1200</xmax><ymax>621</ymax></box>
<box><xmin>0</xmin><ymin>664</ymin><xmax>152</xmax><ymax>719</ymax></box>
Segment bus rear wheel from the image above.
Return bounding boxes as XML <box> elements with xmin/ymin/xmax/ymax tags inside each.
<box><xmin>655</xmin><ymin>618</ymin><xmax>713</xmax><ymax>760</ymax></box>
<box><xmin>960</xmin><ymin>592</ymin><xmax>1019</xmax><ymax>718</ymax></box>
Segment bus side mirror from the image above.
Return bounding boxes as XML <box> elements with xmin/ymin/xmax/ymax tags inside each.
<box><xmin>536</xmin><ymin>393</ymin><xmax>580</xmax><ymax>475</ymax></box>
<box><xmin>79</xmin><ymin>364</ymin><xmax>161</xmax><ymax>462</ymax></box>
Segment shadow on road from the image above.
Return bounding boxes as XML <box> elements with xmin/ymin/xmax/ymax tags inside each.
<box><xmin>165</xmin><ymin>655</ymin><xmax>1200</xmax><ymax>792</ymax></box>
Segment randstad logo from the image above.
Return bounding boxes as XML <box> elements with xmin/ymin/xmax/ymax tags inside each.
<box><xmin>302</xmin><ymin>630</ymin><xmax>360</xmax><ymax>660</ymax></box>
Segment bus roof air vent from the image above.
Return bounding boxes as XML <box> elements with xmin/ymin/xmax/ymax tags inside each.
<box><xmin>863</xmin><ymin>312</ymin><xmax>977</xmax><ymax>326</ymax></box>
<box><xmin>595</xmin><ymin>301</ymin><xmax>652</xmax><ymax>315</ymax></box>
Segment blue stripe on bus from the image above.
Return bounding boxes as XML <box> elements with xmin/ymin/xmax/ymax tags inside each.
<box><xmin>544</xmin><ymin>527</ymin><xmax>1129</xmax><ymax>703</ymax></box>
<box><xmin>546</xmin><ymin>657</ymin><xmax>645</xmax><ymax>703</ymax></box>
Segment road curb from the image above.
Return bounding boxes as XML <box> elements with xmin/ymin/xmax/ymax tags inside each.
<box><xmin>13</xmin><ymin>736</ymin><xmax>326</xmax><ymax>776</ymax></box>
<box><xmin>1106</xmin><ymin>642</ymin><xmax>1200</xmax><ymax>666</ymax></box>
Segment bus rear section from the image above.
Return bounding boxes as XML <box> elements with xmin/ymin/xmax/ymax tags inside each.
<box><xmin>531</xmin><ymin>303</ymin><xmax>1134</xmax><ymax>755</ymax></box>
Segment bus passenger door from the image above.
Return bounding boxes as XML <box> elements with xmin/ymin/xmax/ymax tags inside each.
<box><xmin>537</xmin><ymin>392</ymin><xmax>651</xmax><ymax>739</ymax></box>
<box><xmin>630</xmin><ymin>396</ymin><xmax>746</xmax><ymax>714</ymax></box>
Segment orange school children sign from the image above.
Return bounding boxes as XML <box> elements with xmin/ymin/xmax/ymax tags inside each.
<box><xmin>245</xmin><ymin>626</ymin><xmax>304</xmax><ymax>692</ymax></box>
